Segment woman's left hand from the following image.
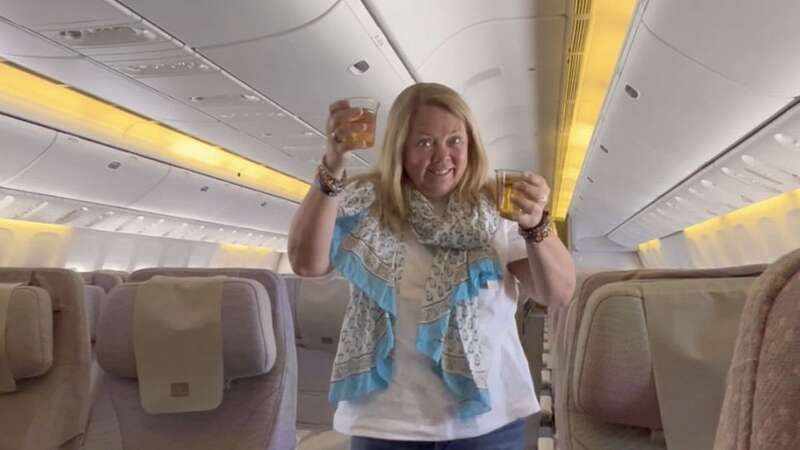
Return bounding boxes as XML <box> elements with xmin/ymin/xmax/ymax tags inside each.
<box><xmin>511</xmin><ymin>171</ymin><xmax>551</xmax><ymax>229</ymax></box>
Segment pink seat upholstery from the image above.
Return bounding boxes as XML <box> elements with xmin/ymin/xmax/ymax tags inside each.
<box><xmin>0</xmin><ymin>268</ymin><xmax>92</xmax><ymax>450</ymax></box>
<box><xmin>555</xmin><ymin>264</ymin><xmax>766</xmax><ymax>450</ymax></box>
<box><xmin>82</xmin><ymin>268</ymin><xmax>296</xmax><ymax>450</ymax></box>
<box><xmin>715</xmin><ymin>249</ymin><xmax>800</xmax><ymax>450</ymax></box>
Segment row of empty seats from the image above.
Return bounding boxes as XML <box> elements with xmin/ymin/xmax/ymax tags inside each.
<box><xmin>540</xmin><ymin>249</ymin><xmax>800</xmax><ymax>450</ymax></box>
<box><xmin>0</xmin><ymin>266</ymin><xmax>355</xmax><ymax>450</ymax></box>
<box><xmin>2</xmin><ymin>248</ymin><xmax>797</xmax><ymax>450</ymax></box>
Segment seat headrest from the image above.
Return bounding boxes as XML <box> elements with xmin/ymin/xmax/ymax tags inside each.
<box><xmin>96</xmin><ymin>277</ymin><xmax>276</xmax><ymax>381</ymax></box>
<box><xmin>1</xmin><ymin>285</ymin><xmax>53</xmax><ymax>387</ymax></box>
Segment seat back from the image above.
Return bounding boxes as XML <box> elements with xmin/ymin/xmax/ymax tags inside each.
<box><xmin>83</xmin><ymin>285</ymin><xmax>104</xmax><ymax>343</ymax></box>
<box><xmin>715</xmin><ymin>249</ymin><xmax>800</xmax><ymax>450</ymax></box>
<box><xmin>556</xmin><ymin>264</ymin><xmax>766</xmax><ymax>450</ymax></box>
<box><xmin>0</xmin><ymin>268</ymin><xmax>91</xmax><ymax>450</ymax></box>
<box><xmin>80</xmin><ymin>271</ymin><xmax>124</xmax><ymax>294</ymax></box>
<box><xmin>85</xmin><ymin>278</ymin><xmax>282</xmax><ymax>450</ymax></box>
<box><xmin>104</xmin><ymin>268</ymin><xmax>297</xmax><ymax>450</ymax></box>
<box><xmin>289</xmin><ymin>275</ymin><xmax>350</xmax><ymax>429</ymax></box>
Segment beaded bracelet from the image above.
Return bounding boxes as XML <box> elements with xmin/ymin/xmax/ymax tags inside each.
<box><xmin>518</xmin><ymin>210</ymin><xmax>552</xmax><ymax>243</ymax></box>
<box><xmin>316</xmin><ymin>161</ymin><xmax>347</xmax><ymax>197</ymax></box>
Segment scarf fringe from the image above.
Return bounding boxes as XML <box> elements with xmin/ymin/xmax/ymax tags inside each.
<box><xmin>329</xmin><ymin>324</ymin><xmax>394</xmax><ymax>405</ymax></box>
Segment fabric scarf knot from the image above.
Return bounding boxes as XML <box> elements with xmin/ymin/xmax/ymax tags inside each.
<box><xmin>328</xmin><ymin>181</ymin><xmax>503</xmax><ymax>418</ymax></box>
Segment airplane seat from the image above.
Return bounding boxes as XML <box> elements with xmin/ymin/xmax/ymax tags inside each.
<box><xmin>715</xmin><ymin>248</ymin><xmax>800</xmax><ymax>450</ymax></box>
<box><xmin>292</xmin><ymin>275</ymin><xmax>351</xmax><ymax>449</ymax></box>
<box><xmin>0</xmin><ymin>268</ymin><xmax>92</xmax><ymax>450</ymax></box>
<box><xmin>282</xmin><ymin>275</ymin><xmax>303</xmax><ymax>340</ymax></box>
<box><xmin>83</xmin><ymin>285</ymin><xmax>104</xmax><ymax>344</ymax></box>
<box><xmin>558</xmin><ymin>265</ymin><xmax>766</xmax><ymax>450</ymax></box>
<box><xmin>85</xmin><ymin>274</ymin><xmax>293</xmax><ymax>450</ymax></box>
<box><xmin>80</xmin><ymin>271</ymin><xmax>124</xmax><ymax>294</ymax></box>
<box><xmin>119</xmin><ymin>267</ymin><xmax>297</xmax><ymax>449</ymax></box>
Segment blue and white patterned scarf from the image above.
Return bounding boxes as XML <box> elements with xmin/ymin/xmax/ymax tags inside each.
<box><xmin>328</xmin><ymin>181</ymin><xmax>503</xmax><ymax>418</ymax></box>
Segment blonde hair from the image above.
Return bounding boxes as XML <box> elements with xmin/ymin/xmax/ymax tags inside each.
<box><xmin>354</xmin><ymin>82</ymin><xmax>492</xmax><ymax>232</ymax></box>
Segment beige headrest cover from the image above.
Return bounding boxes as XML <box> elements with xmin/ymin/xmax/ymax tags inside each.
<box><xmin>96</xmin><ymin>278</ymin><xmax>276</xmax><ymax>381</ymax></box>
<box><xmin>2</xmin><ymin>285</ymin><xmax>53</xmax><ymax>383</ymax></box>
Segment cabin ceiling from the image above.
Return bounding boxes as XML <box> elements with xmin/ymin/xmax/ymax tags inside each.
<box><xmin>0</xmin><ymin>0</ymin><xmax>565</xmax><ymax>239</ymax></box>
<box><xmin>2</xmin><ymin>0</ymin><xmax>799</xmax><ymax>249</ymax></box>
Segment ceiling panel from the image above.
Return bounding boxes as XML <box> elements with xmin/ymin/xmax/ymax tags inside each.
<box><xmin>0</xmin><ymin>0</ymin><xmax>134</xmax><ymax>30</ymax></box>
<box><xmin>0</xmin><ymin>114</ymin><xmax>57</xmax><ymax>184</ymax></box>
<box><xmin>570</xmin><ymin>26</ymin><xmax>790</xmax><ymax>241</ymax></box>
<box><xmin>117</xmin><ymin>0</ymin><xmax>338</xmax><ymax>48</ymax></box>
<box><xmin>365</xmin><ymin>0</ymin><xmax>565</xmax><ymax>68</ymax></box>
<box><xmin>5</xmin><ymin>133</ymin><xmax>170</xmax><ymax>205</ymax></box>
<box><xmin>0</xmin><ymin>17</ymin><xmax>79</xmax><ymax>58</ymax></box>
<box><xmin>644</xmin><ymin>0</ymin><xmax>800</xmax><ymax>98</ymax></box>
<box><xmin>199</xmin><ymin>1</ymin><xmax>412</xmax><ymax>134</ymax></box>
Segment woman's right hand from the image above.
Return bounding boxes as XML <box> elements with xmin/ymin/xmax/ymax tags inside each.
<box><xmin>324</xmin><ymin>100</ymin><xmax>370</xmax><ymax>176</ymax></box>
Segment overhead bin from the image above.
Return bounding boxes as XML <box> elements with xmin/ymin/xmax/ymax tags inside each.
<box><xmin>4</xmin><ymin>132</ymin><xmax>169</xmax><ymax>206</ymax></box>
<box><xmin>0</xmin><ymin>114</ymin><xmax>57</xmax><ymax>184</ymax></box>
<box><xmin>644</xmin><ymin>0</ymin><xmax>800</xmax><ymax>98</ymax></box>
<box><xmin>128</xmin><ymin>168</ymin><xmax>239</xmax><ymax>223</ymax></box>
<box><xmin>571</xmin><ymin>26</ymin><xmax>789</xmax><ymax>244</ymax></box>
<box><xmin>209</xmin><ymin>188</ymin><xmax>298</xmax><ymax>233</ymax></box>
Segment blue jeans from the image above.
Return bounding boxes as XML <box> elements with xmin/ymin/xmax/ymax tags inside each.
<box><xmin>350</xmin><ymin>418</ymin><xmax>527</xmax><ymax>450</ymax></box>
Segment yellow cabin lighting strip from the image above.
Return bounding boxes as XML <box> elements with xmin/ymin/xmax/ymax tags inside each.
<box><xmin>683</xmin><ymin>188</ymin><xmax>800</xmax><ymax>238</ymax></box>
<box><xmin>0</xmin><ymin>61</ymin><xmax>310</xmax><ymax>203</ymax></box>
<box><xmin>552</xmin><ymin>0</ymin><xmax>637</xmax><ymax>220</ymax></box>
<box><xmin>638</xmin><ymin>188</ymin><xmax>800</xmax><ymax>252</ymax></box>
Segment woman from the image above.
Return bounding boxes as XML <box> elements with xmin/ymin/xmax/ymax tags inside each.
<box><xmin>288</xmin><ymin>83</ymin><xmax>575</xmax><ymax>450</ymax></box>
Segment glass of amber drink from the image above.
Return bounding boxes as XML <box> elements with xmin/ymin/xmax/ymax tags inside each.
<box><xmin>344</xmin><ymin>97</ymin><xmax>379</xmax><ymax>148</ymax></box>
<box><xmin>495</xmin><ymin>169</ymin><xmax>524</xmax><ymax>220</ymax></box>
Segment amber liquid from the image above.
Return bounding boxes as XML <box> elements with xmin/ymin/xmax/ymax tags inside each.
<box><xmin>341</xmin><ymin>110</ymin><xmax>377</xmax><ymax>147</ymax></box>
<box><xmin>498</xmin><ymin>175</ymin><xmax>522</xmax><ymax>220</ymax></box>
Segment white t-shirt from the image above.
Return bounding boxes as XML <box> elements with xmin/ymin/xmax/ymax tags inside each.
<box><xmin>333</xmin><ymin>217</ymin><xmax>539</xmax><ymax>441</ymax></box>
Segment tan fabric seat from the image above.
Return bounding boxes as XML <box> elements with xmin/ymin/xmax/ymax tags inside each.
<box><xmin>0</xmin><ymin>268</ymin><xmax>92</xmax><ymax>450</ymax></box>
<box><xmin>85</xmin><ymin>276</ymin><xmax>285</xmax><ymax>449</ymax></box>
<box><xmin>82</xmin><ymin>268</ymin><xmax>297</xmax><ymax>450</ymax></box>
<box><xmin>79</xmin><ymin>272</ymin><xmax>124</xmax><ymax>294</ymax></box>
<box><xmin>83</xmin><ymin>285</ymin><xmax>104</xmax><ymax>343</ymax></box>
<box><xmin>555</xmin><ymin>265</ymin><xmax>765</xmax><ymax>450</ymax></box>
<box><xmin>715</xmin><ymin>249</ymin><xmax>800</xmax><ymax>450</ymax></box>
<box><xmin>290</xmin><ymin>275</ymin><xmax>350</xmax><ymax>429</ymax></box>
